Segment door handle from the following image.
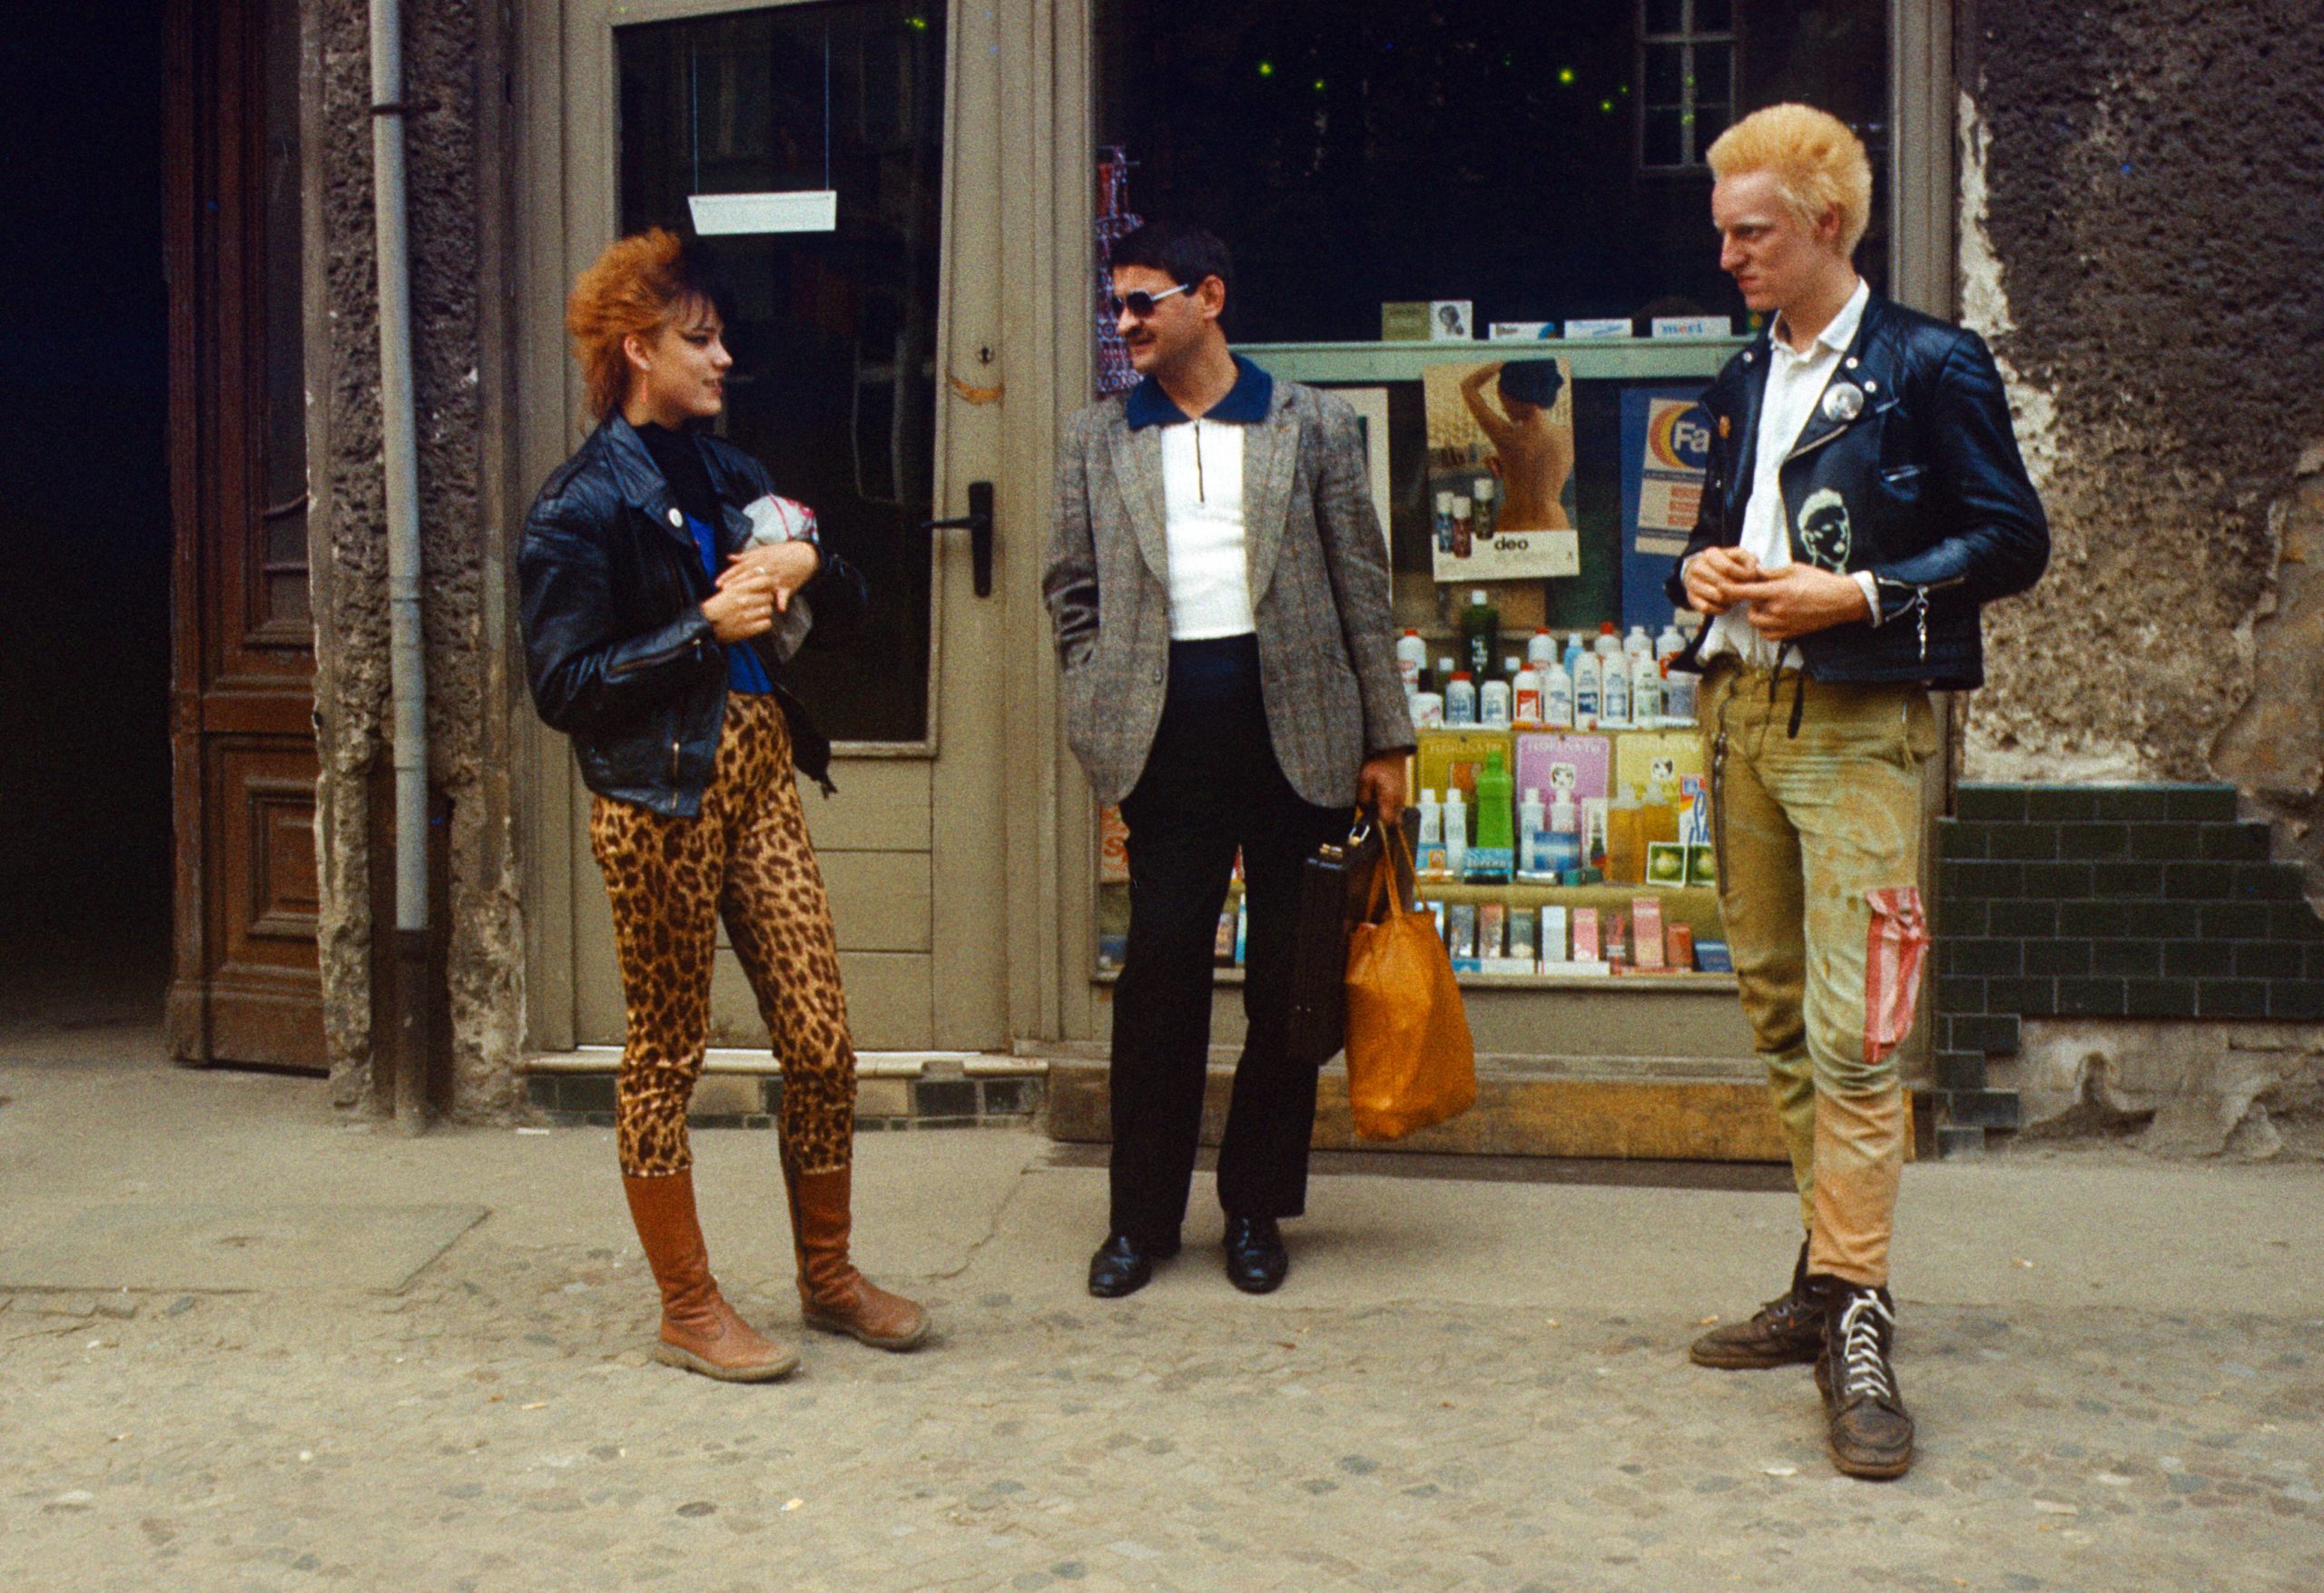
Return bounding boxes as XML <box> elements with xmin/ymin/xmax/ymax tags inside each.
<box><xmin>922</xmin><ymin>480</ymin><xmax>995</xmax><ymax>598</ymax></box>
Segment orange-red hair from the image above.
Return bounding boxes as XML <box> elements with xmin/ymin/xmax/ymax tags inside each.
<box><xmin>566</xmin><ymin>228</ymin><xmax>714</xmax><ymax>422</ymax></box>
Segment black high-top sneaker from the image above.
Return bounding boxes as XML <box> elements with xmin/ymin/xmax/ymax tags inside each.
<box><xmin>1811</xmin><ymin>1279</ymin><xmax>1915</xmax><ymax>1480</ymax></box>
<box><xmin>1689</xmin><ymin>1239</ymin><xmax>1824</xmax><ymax>1369</ymax></box>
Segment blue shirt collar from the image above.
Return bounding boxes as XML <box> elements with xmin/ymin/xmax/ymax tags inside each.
<box><xmin>1124</xmin><ymin>354</ymin><xmax>1275</xmax><ymax>429</ymax></box>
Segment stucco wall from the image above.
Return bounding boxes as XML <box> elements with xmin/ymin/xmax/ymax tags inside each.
<box><xmin>307</xmin><ymin>0</ymin><xmax>523</xmax><ymax>1118</ymax></box>
<box><xmin>1955</xmin><ymin>1</ymin><xmax>2324</xmax><ymax>879</ymax></box>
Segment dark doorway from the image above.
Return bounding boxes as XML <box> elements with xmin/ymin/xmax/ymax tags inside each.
<box><xmin>0</xmin><ymin>5</ymin><xmax>174</xmax><ymax>1043</ymax></box>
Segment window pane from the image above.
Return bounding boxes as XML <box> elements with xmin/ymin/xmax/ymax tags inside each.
<box><xmin>1695</xmin><ymin>103</ymin><xmax>1732</xmax><ymax>154</ymax></box>
<box><xmin>1692</xmin><ymin>44</ymin><xmax>1733</xmax><ymax>102</ymax></box>
<box><xmin>1695</xmin><ymin>0</ymin><xmax>1734</xmax><ymax>34</ymax></box>
<box><xmin>1643</xmin><ymin>0</ymin><xmax>1686</xmax><ymax>37</ymax></box>
<box><xmin>1643</xmin><ymin>44</ymin><xmax>1684</xmax><ymax>105</ymax></box>
<box><xmin>617</xmin><ymin>3</ymin><xmax>946</xmax><ymax>743</ymax></box>
<box><xmin>1643</xmin><ymin>106</ymin><xmax>1687</xmax><ymax>167</ymax></box>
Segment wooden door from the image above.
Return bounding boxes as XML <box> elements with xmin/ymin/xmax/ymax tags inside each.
<box><xmin>545</xmin><ymin>0</ymin><xmax>1014</xmax><ymax>1054</ymax></box>
<box><xmin>164</xmin><ymin>0</ymin><xmax>325</xmax><ymax>1068</ymax></box>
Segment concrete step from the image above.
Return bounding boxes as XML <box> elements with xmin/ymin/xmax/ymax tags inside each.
<box><xmin>1040</xmin><ymin>1053</ymin><xmax>1915</xmax><ymax>1165</ymax></box>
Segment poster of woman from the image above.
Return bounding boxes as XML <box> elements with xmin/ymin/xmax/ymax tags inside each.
<box><xmin>1423</xmin><ymin>358</ymin><xmax>1580</xmax><ymax>581</ymax></box>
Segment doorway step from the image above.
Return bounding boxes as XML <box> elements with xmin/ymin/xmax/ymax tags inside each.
<box><xmin>522</xmin><ymin>1048</ymin><xmax>1048</xmax><ymax>1132</ymax></box>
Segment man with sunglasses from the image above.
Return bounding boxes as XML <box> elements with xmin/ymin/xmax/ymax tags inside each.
<box><xmin>1045</xmin><ymin>222</ymin><xmax>1413</xmax><ymax>1299</ymax></box>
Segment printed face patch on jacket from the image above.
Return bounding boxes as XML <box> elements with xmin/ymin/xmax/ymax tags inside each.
<box><xmin>1797</xmin><ymin>487</ymin><xmax>1853</xmax><ymax>571</ymax></box>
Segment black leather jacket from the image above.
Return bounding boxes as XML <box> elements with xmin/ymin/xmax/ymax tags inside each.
<box><xmin>1664</xmin><ymin>293</ymin><xmax>2048</xmax><ymax>691</ymax></box>
<box><xmin>518</xmin><ymin>417</ymin><xmax>868</xmax><ymax>816</ymax></box>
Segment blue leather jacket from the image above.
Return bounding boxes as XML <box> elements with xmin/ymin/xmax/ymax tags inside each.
<box><xmin>1664</xmin><ymin>293</ymin><xmax>2048</xmax><ymax>691</ymax></box>
<box><xmin>519</xmin><ymin>417</ymin><xmax>867</xmax><ymax>815</ymax></box>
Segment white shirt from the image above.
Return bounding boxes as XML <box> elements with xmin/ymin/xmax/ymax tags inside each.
<box><xmin>1159</xmin><ymin>418</ymin><xmax>1256</xmax><ymax>640</ymax></box>
<box><xmin>1697</xmin><ymin>278</ymin><xmax>1880</xmax><ymax>668</ymax></box>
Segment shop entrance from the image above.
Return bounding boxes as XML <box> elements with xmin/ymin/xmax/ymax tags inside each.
<box><xmin>528</xmin><ymin>0</ymin><xmax>1029</xmax><ymax>1053</ymax></box>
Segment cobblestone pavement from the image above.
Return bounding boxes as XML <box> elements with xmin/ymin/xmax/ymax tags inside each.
<box><xmin>4</xmin><ymin>1054</ymin><xmax>2322</xmax><ymax>1591</ymax></box>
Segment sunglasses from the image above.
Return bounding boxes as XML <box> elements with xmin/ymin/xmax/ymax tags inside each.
<box><xmin>1108</xmin><ymin>282</ymin><xmax>1196</xmax><ymax>320</ymax></box>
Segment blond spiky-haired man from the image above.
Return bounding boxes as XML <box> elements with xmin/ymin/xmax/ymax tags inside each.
<box><xmin>1664</xmin><ymin>104</ymin><xmax>2049</xmax><ymax>1480</ymax></box>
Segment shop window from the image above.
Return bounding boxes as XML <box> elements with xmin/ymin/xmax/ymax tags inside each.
<box><xmin>1088</xmin><ymin>0</ymin><xmax>1891</xmax><ymax>988</ymax></box>
<box><xmin>617</xmin><ymin>4</ymin><xmax>946</xmax><ymax>743</ymax></box>
<box><xmin>1638</xmin><ymin>0</ymin><xmax>1736</xmax><ymax>171</ymax></box>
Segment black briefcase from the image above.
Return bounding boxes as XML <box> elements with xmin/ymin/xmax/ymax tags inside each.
<box><xmin>1285</xmin><ymin>811</ymin><xmax>1404</xmax><ymax>1068</ymax></box>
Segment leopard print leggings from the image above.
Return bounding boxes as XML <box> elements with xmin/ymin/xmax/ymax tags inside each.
<box><xmin>588</xmin><ymin>693</ymin><xmax>856</xmax><ymax>1179</ymax></box>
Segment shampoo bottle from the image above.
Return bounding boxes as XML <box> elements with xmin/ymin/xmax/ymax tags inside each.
<box><xmin>1445</xmin><ymin>672</ymin><xmax>1478</xmax><ymax>725</ymax></box>
<box><xmin>1631</xmin><ymin>653</ymin><xmax>1663</xmax><ymax>725</ymax></box>
<box><xmin>1469</xmin><ymin>747</ymin><xmax>1516</xmax><ymax>882</ymax></box>
<box><xmin>1602</xmin><ymin>649</ymin><xmax>1631</xmax><ymax>727</ymax></box>
<box><xmin>1479</xmin><ymin>674</ymin><xmax>1512</xmax><ymax>727</ymax></box>
<box><xmin>1542</xmin><ymin>654</ymin><xmax>1574</xmax><ymax>727</ymax></box>
<box><xmin>1544</xmin><ymin>790</ymin><xmax>1583</xmax><ymax>876</ymax></box>
<box><xmin>1518</xmin><ymin>787</ymin><xmax>1547</xmax><ymax>876</ymax></box>
<box><xmin>1572</xmin><ymin>647</ymin><xmax>1602</xmax><ymax>726</ymax></box>
<box><xmin>1606</xmin><ymin>782</ymin><xmax>1646</xmax><ymax>885</ymax></box>
<box><xmin>1395</xmin><ymin>628</ymin><xmax>1427</xmax><ymax>690</ymax></box>
<box><xmin>1512</xmin><ymin>656</ymin><xmax>1543</xmax><ymax>727</ymax></box>
<box><xmin>1443</xmin><ymin>788</ymin><xmax>1469</xmax><ymax>879</ymax></box>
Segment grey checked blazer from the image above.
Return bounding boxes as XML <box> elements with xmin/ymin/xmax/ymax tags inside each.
<box><xmin>1043</xmin><ymin>377</ymin><xmax>1415</xmax><ymax>809</ymax></box>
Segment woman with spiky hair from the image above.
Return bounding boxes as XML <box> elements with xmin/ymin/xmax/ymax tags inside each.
<box><xmin>519</xmin><ymin>229</ymin><xmax>929</xmax><ymax>1381</ymax></box>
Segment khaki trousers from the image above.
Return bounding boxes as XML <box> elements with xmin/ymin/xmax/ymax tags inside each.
<box><xmin>1704</xmin><ymin>662</ymin><xmax>1937</xmax><ymax>1286</ymax></box>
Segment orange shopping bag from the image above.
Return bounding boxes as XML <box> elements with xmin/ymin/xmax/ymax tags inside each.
<box><xmin>1344</xmin><ymin>829</ymin><xmax>1476</xmax><ymax>1141</ymax></box>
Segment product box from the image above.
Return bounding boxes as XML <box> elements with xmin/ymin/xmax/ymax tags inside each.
<box><xmin>1582</xmin><ymin>798</ymin><xmax>1610</xmax><ymax>870</ymax></box>
<box><xmin>1515</xmin><ymin>732</ymin><xmax>1611</xmax><ymax>809</ymax></box>
<box><xmin>1571</xmin><ymin>906</ymin><xmax>1600</xmax><ymax>962</ymax></box>
<box><xmin>1098</xmin><ymin>805</ymin><xmax>1131</xmax><ymax>884</ymax></box>
<box><xmin>1214</xmin><ymin>905</ymin><xmax>1237</xmax><ymax>966</ymax></box>
<box><xmin>1417</xmin><ymin>727</ymin><xmax>1516</xmax><ymax>831</ymax></box>
<box><xmin>1677</xmin><ymin>774</ymin><xmax>1711</xmax><ymax>848</ymax></box>
<box><xmin>1507</xmin><ymin>908</ymin><xmax>1538</xmax><ymax>963</ymax></box>
<box><xmin>1478</xmin><ymin>901</ymin><xmax>1506</xmax><ymax>960</ymax></box>
<box><xmin>1488</xmin><ymin>320</ymin><xmax>1557</xmax><ymax>341</ymax></box>
<box><xmin>1631</xmin><ymin>898</ymin><xmax>1666</xmax><ymax>971</ymax></box>
<box><xmin>1602</xmin><ymin>910</ymin><xmax>1630</xmax><ymax>971</ymax></box>
<box><xmin>1538</xmin><ymin>904</ymin><xmax>1569</xmax><ymax>965</ymax></box>
<box><xmin>1383</xmin><ymin>300</ymin><xmax>1473</xmax><ymax>341</ymax></box>
<box><xmin>1668</xmin><ymin>920</ymin><xmax>1695</xmax><ymax>972</ymax></box>
<box><xmin>1446</xmin><ymin>902</ymin><xmax>1480</xmax><ymax>964</ymax></box>
<box><xmin>1235</xmin><ymin>899</ymin><xmax>1248</xmax><ymax>967</ymax></box>
<box><xmin>1563</xmin><ymin>317</ymin><xmax>1632</xmax><ymax>339</ymax></box>
<box><xmin>1613</xmin><ymin>731</ymin><xmax>1706</xmax><ymax>797</ymax></box>
<box><xmin>1650</xmin><ymin>314</ymin><xmax>1731</xmax><ymax>339</ymax></box>
<box><xmin>1687</xmin><ymin>842</ymin><xmax>1719</xmax><ymax>889</ymax></box>
<box><xmin>1645</xmin><ymin>841</ymin><xmax>1689</xmax><ymax>886</ymax></box>
<box><xmin>1694</xmin><ymin>939</ymin><xmax>1734</xmax><ymax>974</ymax></box>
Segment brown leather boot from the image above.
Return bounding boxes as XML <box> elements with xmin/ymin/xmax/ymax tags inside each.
<box><xmin>784</xmin><ymin>1160</ymin><xmax>930</xmax><ymax>1351</ymax></box>
<box><xmin>1689</xmin><ymin>1238</ymin><xmax>1825</xmax><ymax>1369</ymax></box>
<box><xmin>622</xmin><ymin>1172</ymin><xmax>799</xmax><ymax>1382</ymax></box>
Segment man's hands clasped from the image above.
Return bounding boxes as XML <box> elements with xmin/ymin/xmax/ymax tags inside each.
<box><xmin>1683</xmin><ymin>546</ymin><xmax>1869</xmax><ymax>643</ymax></box>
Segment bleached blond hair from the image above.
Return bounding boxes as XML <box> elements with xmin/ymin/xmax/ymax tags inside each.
<box><xmin>1706</xmin><ymin>103</ymin><xmax>1874</xmax><ymax>257</ymax></box>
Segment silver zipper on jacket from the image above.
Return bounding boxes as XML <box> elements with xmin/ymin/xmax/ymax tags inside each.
<box><xmin>1710</xmin><ymin>716</ymin><xmax>1731</xmax><ymax>904</ymax></box>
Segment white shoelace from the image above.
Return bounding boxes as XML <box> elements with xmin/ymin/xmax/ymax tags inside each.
<box><xmin>1835</xmin><ymin>1290</ymin><xmax>1897</xmax><ymax>1401</ymax></box>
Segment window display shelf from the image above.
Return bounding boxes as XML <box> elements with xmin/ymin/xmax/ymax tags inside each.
<box><xmin>1237</xmin><ymin>337</ymin><xmax>1746</xmax><ymax>386</ymax></box>
<box><xmin>1087</xmin><ymin>965</ymin><xmax>1737</xmax><ymax>991</ymax></box>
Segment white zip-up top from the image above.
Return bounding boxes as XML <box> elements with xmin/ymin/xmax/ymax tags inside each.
<box><xmin>1159</xmin><ymin>417</ymin><xmax>1256</xmax><ymax>641</ymax></box>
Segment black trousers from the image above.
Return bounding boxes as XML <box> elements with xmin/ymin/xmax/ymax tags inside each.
<box><xmin>1109</xmin><ymin>636</ymin><xmax>1349</xmax><ymax>1244</ymax></box>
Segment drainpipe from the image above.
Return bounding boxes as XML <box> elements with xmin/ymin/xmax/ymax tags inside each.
<box><xmin>369</xmin><ymin>0</ymin><xmax>431</xmax><ymax>1129</ymax></box>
